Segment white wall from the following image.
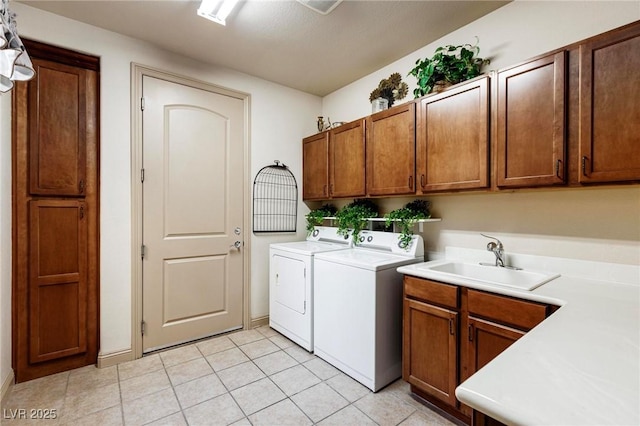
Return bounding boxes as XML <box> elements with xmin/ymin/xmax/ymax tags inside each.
<box><xmin>0</xmin><ymin>2</ymin><xmax>320</xmax><ymax>377</ymax></box>
<box><xmin>322</xmin><ymin>1</ymin><xmax>640</xmax><ymax>266</ymax></box>
<box><xmin>0</xmin><ymin>91</ymin><xmax>13</xmax><ymax>398</ymax></box>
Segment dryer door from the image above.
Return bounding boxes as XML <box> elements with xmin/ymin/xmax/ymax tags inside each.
<box><xmin>272</xmin><ymin>254</ymin><xmax>307</xmax><ymax>314</ymax></box>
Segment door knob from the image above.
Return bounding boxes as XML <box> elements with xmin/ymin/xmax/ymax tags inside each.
<box><xmin>230</xmin><ymin>241</ymin><xmax>242</xmax><ymax>251</ymax></box>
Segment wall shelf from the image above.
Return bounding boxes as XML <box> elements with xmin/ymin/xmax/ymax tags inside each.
<box><xmin>320</xmin><ymin>217</ymin><xmax>441</xmax><ymax>232</ymax></box>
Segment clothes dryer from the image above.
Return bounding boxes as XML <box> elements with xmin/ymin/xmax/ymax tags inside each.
<box><xmin>269</xmin><ymin>226</ymin><xmax>350</xmax><ymax>351</ymax></box>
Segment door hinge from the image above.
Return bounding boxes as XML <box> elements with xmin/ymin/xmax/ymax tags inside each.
<box><xmin>141</xmin><ymin>168</ymin><xmax>145</xmax><ymax>183</ymax></box>
<box><xmin>141</xmin><ymin>97</ymin><xmax>145</xmax><ymax>111</ymax></box>
<box><xmin>141</xmin><ymin>320</ymin><xmax>146</xmax><ymax>335</ymax></box>
<box><xmin>141</xmin><ymin>244</ymin><xmax>146</xmax><ymax>260</ymax></box>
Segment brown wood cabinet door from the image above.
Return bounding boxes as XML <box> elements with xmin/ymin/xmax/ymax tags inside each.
<box><xmin>29</xmin><ymin>59</ymin><xmax>87</xmax><ymax>196</ymax></box>
<box><xmin>302</xmin><ymin>132</ymin><xmax>329</xmax><ymax>200</ymax></box>
<box><xmin>367</xmin><ymin>103</ymin><xmax>416</xmax><ymax>195</ymax></box>
<box><xmin>13</xmin><ymin>40</ymin><xmax>99</xmax><ymax>383</ymax></box>
<box><xmin>467</xmin><ymin>316</ymin><xmax>524</xmax><ymax>376</ymax></box>
<box><xmin>403</xmin><ymin>298</ymin><xmax>458</xmax><ymax>407</ymax></box>
<box><xmin>579</xmin><ymin>24</ymin><xmax>640</xmax><ymax>183</ymax></box>
<box><xmin>496</xmin><ymin>52</ymin><xmax>566</xmax><ymax>187</ymax></box>
<box><xmin>29</xmin><ymin>200</ymin><xmax>88</xmax><ymax>363</ymax></box>
<box><xmin>417</xmin><ymin>77</ymin><xmax>490</xmax><ymax>192</ymax></box>
<box><xmin>329</xmin><ymin>119</ymin><xmax>366</xmax><ymax>198</ymax></box>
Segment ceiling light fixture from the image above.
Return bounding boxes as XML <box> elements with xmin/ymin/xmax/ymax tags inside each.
<box><xmin>197</xmin><ymin>0</ymin><xmax>239</xmax><ymax>26</ymax></box>
<box><xmin>0</xmin><ymin>0</ymin><xmax>35</xmax><ymax>93</ymax></box>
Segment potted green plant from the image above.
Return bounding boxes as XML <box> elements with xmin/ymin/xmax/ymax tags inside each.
<box><xmin>384</xmin><ymin>200</ymin><xmax>431</xmax><ymax>249</ymax></box>
<box><xmin>306</xmin><ymin>204</ymin><xmax>337</xmax><ymax>235</ymax></box>
<box><xmin>408</xmin><ymin>38</ymin><xmax>490</xmax><ymax>98</ymax></box>
<box><xmin>335</xmin><ymin>199</ymin><xmax>378</xmax><ymax>244</ymax></box>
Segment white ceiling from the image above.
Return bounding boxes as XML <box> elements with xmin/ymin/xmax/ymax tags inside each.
<box><xmin>17</xmin><ymin>0</ymin><xmax>509</xmax><ymax>96</ymax></box>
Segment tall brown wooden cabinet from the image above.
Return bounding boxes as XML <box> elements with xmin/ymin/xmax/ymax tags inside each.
<box><xmin>12</xmin><ymin>40</ymin><xmax>100</xmax><ymax>382</ymax></box>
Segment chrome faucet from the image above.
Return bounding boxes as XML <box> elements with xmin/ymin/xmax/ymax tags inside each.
<box><xmin>481</xmin><ymin>234</ymin><xmax>504</xmax><ymax>266</ymax></box>
<box><xmin>480</xmin><ymin>234</ymin><xmax>521</xmax><ymax>269</ymax></box>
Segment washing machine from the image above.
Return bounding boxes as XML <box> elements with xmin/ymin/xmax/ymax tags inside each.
<box><xmin>269</xmin><ymin>226</ymin><xmax>351</xmax><ymax>351</ymax></box>
<box><xmin>313</xmin><ymin>230</ymin><xmax>424</xmax><ymax>391</ymax></box>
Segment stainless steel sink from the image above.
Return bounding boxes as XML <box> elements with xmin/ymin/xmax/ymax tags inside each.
<box><xmin>415</xmin><ymin>261</ymin><xmax>560</xmax><ymax>291</ymax></box>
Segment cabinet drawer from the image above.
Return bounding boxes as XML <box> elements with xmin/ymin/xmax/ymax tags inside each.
<box><xmin>467</xmin><ymin>289</ymin><xmax>548</xmax><ymax>331</ymax></box>
<box><xmin>404</xmin><ymin>276</ymin><xmax>459</xmax><ymax>309</ymax></box>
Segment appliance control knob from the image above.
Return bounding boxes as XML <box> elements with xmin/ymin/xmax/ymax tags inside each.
<box><xmin>398</xmin><ymin>239</ymin><xmax>410</xmax><ymax>249</ymax></box>
<box><xmin>367</xmin><ymin>236</ymin><xmax>373</xmax><ymax>242</ymax></box>
<box><xmin>359</xmin><ymin>236</ymin><xmax>365</xmax><ymax>242</ymax></box>
<box><xmin>312</xmin><ymin>229</ymin><xmax>319</xmax><ymax>238</ymax></box>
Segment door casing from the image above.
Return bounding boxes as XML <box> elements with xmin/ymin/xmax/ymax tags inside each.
<box><xmin>130</xmin><ymin>63</ymin><xmax>251</xmax><ymax>359</ymax></box>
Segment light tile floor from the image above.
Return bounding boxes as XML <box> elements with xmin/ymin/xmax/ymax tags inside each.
<box><xmin>1</xmin><ymin>327</ymin><xmax>457</xmax><ymax>426</ymax></box>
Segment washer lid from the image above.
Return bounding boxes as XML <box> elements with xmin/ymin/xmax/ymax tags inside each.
<box><xmin>315</xmin><ymin>249</ymin><xmax>424</xmax><ymax>271</ymax></box>
<box><xmin>270</xmin><ymin>240</ymin><xmax>350</xmax><ymax>255</ymax></box>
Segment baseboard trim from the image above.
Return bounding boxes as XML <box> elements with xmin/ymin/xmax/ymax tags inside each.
<box><xmin>97</xmin><ymin>349</ymin><xmax>134</xmax><ymax>369</ymax></box>
<box><xmin>251</xmin><ymin>316</ymin><xmax>269</xmax><ymax>328</ymax></box>
<box><xmin>1</xmin><ymin>369</ymin><xmax>14</xmax><ymax>406</ymax></box>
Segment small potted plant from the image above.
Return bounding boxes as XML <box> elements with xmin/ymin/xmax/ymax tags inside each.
<box><xmin>306</xmin><ymin>204</ymin><xmax>337</xmax><ymax>235</ymax></box>
<box><xmin>408</xmin><ymin>38</ymin><xmax>490</xmax><ymax>98</ymax></box>
<box><xmin>335</xmin><ymin>199</ymin><xmax>378</xmax><ymax>244</ymax></box>
<box><xmin>384</xmin><ymin>200</ymin><xmax>431</xmax><ymax>249</ymax></box>
<box><xmin>369</xmin><ymin>72</ymin><xmax>409</xmax><ymax>111</ymax></box>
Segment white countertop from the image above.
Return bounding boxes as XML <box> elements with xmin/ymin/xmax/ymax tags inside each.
<box><xmin>397</xmin><ymin>248</ymin><xmax>640</xmax><ymax>426</ymax></box>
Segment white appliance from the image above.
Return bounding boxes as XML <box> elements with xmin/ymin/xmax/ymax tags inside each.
<box><xmin>269</xmin><ymin>226</ymin><xmax>351</xmax><ymax>351</ymax></box>
<box><xmin>313</xmin><ymin>230</ymin><xmax>424</xmax><ymax>391</ymax></box>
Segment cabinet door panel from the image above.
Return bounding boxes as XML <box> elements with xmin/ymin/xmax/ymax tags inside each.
<box><xmin>29</xmin><ymin>59</ymin><xmax>87</xmax><ymax>196</ymax></box>
<box><xmin>367</xmin><ymin>103</ymin><xmax>416</xmax><ymax>195</ymax></box>
<box><xmin>418</xmin><ymin>77</ymin><xmax>490</xmax><ymax>192</ymax></box>
<box><xmin>330</xmin><ymin>119</ymin><xmax>366</xmax><ymax>198</ymax></box>
<box><xmin>403</xmin><ymin>298</ymin><xmax>458</xmax><ymax>407</ymax></box>
<box><xmin>579</xmin><ymin>25</ymin><xmax>640</xmax><ymax>183</ymax></box>
<box><xmin>468</xmin><ymin>317</ymin><xmax>524</xmax><ymax>376</ymax></box>
<box><xmin>29</xmin><ymin>200</ymin><xmax>88</xmax><ymax>363</ymax></box>
<box><xmin>302</xmin><ymin>132</ymin><xmax>329</xmax><ymax>200</ymax></box>
<box><xmin>497</xmin><ymin>53</ymin><xmax>566</xmax><ymax>187</ymax></box>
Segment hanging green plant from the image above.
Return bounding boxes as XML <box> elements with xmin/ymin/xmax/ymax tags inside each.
<box><xmin>306</xmin><ymin>204</ymin><xmax>337</xmax><ymax>235</ymax></box>
<box><xmin>385</xmin><ymin>200</ymin><xmax>431</xmax><ymax>249</ymax></box>
<box><xmin>335</xmin><ymin>199</ymin><xmax>378</xmax><ymax>244</ymax></box>
<box><xmin>408</xmin><ymin>38</ymin><xmax>490</xmax><ymax>98</ymax></box>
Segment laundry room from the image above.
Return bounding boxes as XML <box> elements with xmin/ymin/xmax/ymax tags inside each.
<box><xmin>1</xmin><ymin>1</ymin><xmax>639</xmax><ymax>425</ymax></box>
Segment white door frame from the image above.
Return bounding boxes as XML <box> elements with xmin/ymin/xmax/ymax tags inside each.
<box><xmin>130</xmin><ymin>63</ymin><xmax>251</xmax><ymax>359</ymax></box>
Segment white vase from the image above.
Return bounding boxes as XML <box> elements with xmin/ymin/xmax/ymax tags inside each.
<box><xmin>371</xmin><ymin>97</ymin><xmax>388</xmax><ymax>113</ymax></box>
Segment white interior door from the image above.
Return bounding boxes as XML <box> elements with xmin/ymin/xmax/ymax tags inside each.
<box><xmin>142</xmin><ymin>75</ymin><xmax>244</xmax><ymax>352</ymax></box>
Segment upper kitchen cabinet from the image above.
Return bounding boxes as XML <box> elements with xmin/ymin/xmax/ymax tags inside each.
<box><xmin>302</xmin><ymin>119</ymin><xmax>366</xmax><ymax>200</ymax></box>
<box><xmin>302</xmin><ymin>131</ymin><xmax>329</xmax><ymax>200</ymax></box>
<box><xmin>416</xmin><ymin>76</ymin><xmax>490</xmax><ymax>192</ymax></box>
<box><xmin>578</xmin><ymin>22</ymin><xmax>640</xmax><ymax>183</ymax></box>
<box><xmin>366</xmin><ymin>102</ymin><xmax>416</xmax><ymax>196</ymax></box>
<box><xmin>329</xmin><ymin>119</ymin><xmax>366</xmax><ymax>198</ymax></box>
<box><xmin>28</xmin><ymin>59</ymin><xmax>88</xmax><ymax>196</ymax></box>
<box><xmin>496</xmin><ymin>52</ymin><xmax>566</xmax><ymax>188</ymax></box>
